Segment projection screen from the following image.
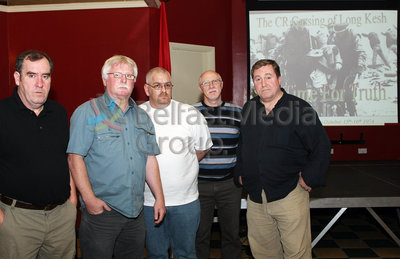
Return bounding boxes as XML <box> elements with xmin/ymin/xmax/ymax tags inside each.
<box><xmin>248</xmin><ymin>6</ymin><xmax>398</xmax><ymax>126</ymax></box>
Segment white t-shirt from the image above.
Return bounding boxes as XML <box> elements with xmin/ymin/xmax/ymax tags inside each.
<box><xmin>139</xmin><ymin>100</ymin><xmax>213</xmax><ymax>206</ymax></box>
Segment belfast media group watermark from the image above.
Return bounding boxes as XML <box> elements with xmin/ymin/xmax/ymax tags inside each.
<box><xmin>137</xmin><ymin>100</ymin><xmax>319</xmax><ymax>128</ymax></box>
<box><xmin>90</xmin><ymin>100</ymin><xmax>319</xmax><ymax>155</ymax></box>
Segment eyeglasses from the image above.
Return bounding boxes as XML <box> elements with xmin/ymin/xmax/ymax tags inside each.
<box><xmin>147</xmin><ymin>82</ymin><xmax>174</xmax><ymax>90</ymax></box>
<box><xmin>200</xmin><ymin>79</ymin><xmax>222</xmax><ymax>87</ymax></box>
<box><xmin>107</xmin><ymin>72</ymin><xmax>136</xmax><ymax>80</ymax></box>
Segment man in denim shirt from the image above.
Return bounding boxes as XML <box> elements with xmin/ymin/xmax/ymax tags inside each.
<box><xmin>67</xmin><ymin>55</ymin><xmax>165</xmax><ymax>259</ymax></box>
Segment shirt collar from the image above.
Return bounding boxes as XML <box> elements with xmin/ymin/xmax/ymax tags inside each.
<box><xmin>201</xmin><ymin>100</ymin><xmax>225</xmax><ymax>108</ymax></box>
<box><xmin>255</xmin><ymin>88</ymin><xmax>287</xmax><ymax>106</ymax></box>
<box><xmin>12</xmin><ymin>86</ymin><xmax>51</xmax><ymax>115</ymax></box>
<box><xmin>103</xmin><ymin>92</ymin><xmax>136</xmax><ymax>112</ymax></box>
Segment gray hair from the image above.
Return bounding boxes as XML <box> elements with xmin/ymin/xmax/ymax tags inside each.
<box><xmin>101</xmin><ymin>55</ymin><xmax>138</xmax><ymax>82</ymax></box>
<box><xmin>145</xmin><ymin>67</ymin><xmax>171</xmax><ymax>84</ymax></box>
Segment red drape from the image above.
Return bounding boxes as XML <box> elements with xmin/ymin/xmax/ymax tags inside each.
<box><xmin>158</xmin><ymin>1</ymin><xmax>171</xmax><ymax>74</ymax></box>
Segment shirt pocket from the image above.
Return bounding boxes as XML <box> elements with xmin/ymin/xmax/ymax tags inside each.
<box><xmin>96</xmin><ymin>134</ymin><xmax>121</xmax><ymax>140</ymax></box>
<box><xmin>94</xmin><ymin>130</ymin><xmax>122</xmax><ymax>154</ymax></box>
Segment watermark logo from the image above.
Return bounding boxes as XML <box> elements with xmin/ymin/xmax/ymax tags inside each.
<box><xmin>88</xmin><ymin>99</ymin><xmax>125</xmax><ymax>131</ymax></box>
<box><xmin>242</xmin><ymin>100</ymin><xmax>318</xmax><ymax>126</ymax></box>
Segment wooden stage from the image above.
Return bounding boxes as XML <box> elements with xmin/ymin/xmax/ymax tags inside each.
<box><xmin>310</xmin><ymin>160</ymin><xmax>400</xmax><ymax>247</ymax></box>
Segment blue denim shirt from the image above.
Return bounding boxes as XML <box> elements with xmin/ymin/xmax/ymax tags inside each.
<box><xmin>67</xmin><ymin>93</ymin><xmax>160</xmax><ymax>217</ymax></box>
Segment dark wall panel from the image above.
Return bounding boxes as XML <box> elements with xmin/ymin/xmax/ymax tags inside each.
<box><xmin>0</xmin><ymin>12</ymin><xmax>10</xmax><ymax>99</ymax></box>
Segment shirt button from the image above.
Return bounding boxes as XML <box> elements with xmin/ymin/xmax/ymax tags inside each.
<box><xmin>130</xmin><ymin>157</ymin><xmax>133</xmax><ymax>160</ymax></box>
<box><xmin>127</xmin><ymin>142</ymin><xmax>130</xmax><ymax>145</ymax></box>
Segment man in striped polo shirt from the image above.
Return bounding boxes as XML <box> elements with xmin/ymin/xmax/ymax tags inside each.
<box><xmin>193</xmin><ymin>70</ymin><xmax>243</xmax><ymax>259</ymax></box>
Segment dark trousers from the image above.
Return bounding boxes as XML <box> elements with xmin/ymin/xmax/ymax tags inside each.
<box><xmin>79</xmin><ymin>208</ymin><xmax>145</xmax><ymax>259</ymax></box>
<box><xmin>196</xmin><ymin>178</ymin><xmax>242</xmax><ymax>259</ymax></box>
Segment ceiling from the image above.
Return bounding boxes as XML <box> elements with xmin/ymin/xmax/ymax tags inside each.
<box><xmin>0</xmin><ymin>0</ymin><xmax>161</xmax><ymax>7</ymax></box>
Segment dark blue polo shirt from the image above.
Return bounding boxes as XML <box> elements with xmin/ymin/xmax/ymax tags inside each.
<box><xmin>235</xmin><ymin>89</ymin><xmax>331</xmax><ymax>203</ymax></box>
<box><xmin>0</xmin><ymin>87</ymin><xmax>70</xmax><ymax>206</ymax></box>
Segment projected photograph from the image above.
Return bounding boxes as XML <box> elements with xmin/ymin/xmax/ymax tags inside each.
<box><xmin>249</xmin><ymin>10</ymin><xmax>398</xmax><ymax>125</ymax></box>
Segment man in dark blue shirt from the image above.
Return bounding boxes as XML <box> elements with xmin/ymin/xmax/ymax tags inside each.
<box><xmin>0</xmin><ymin>50</ymin><xmax>77</xmax><ymax>259</ymax></box>
<box><xmin>235</xmin><ymin>59</ymin><xmax>331</xmax><ymax>258</ymax></box>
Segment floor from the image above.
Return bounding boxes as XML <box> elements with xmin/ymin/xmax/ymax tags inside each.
<box><xmin>310</xmin><ymin>208</ymin><xmax>400</xmax><ymax>259</ymax></box>
<box><xmin>227</xmin><ymin>208</ymin><xmax>400</xmax><ymax>259</ymax></box>
<box><xmin>76</xmin><ymin>207</ymin><xmax>400</xmax><ymax>259</ymax></box>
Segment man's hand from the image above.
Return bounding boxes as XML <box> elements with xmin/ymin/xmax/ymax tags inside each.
<box><xmin>153</xmin><ymin>198</ymin><xmax>166</xmax><ymax>224</ymax></box>
<box><xmin>299</xmin><ymin>172</ymin><xmax>312</xmax><ymax>192</ymax></box>
<box><xmin>0</xmin><ymin>208</ymin><xmax>4</xmax><ymax>227</ymax></box>
<box><xmin>84</xmin><ymin>196</ymin><xmax>112</xmax><ymax>215</ymax></box>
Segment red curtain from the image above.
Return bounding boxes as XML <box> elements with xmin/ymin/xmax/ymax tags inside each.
<box><xmin>158</xmin><ymin>1</ymin><xmax>171</xmax><ymax>74</ymax></box>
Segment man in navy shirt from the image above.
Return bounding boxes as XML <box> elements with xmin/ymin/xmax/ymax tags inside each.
<box><xmin>0</xmin><ymin>50</ymin><xmax>77</xmax><ymax>259</ymax></box>
<box><xmin>235</xmin><ymin>59</ymin><xmax>331</xmax><ymax>258</ymax></box>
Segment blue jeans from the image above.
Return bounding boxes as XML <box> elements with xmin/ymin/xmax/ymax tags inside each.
<box><xmin>144</xmin><ymin>199</ymin><xmax>200</xmax><ymax>259</ymax></box>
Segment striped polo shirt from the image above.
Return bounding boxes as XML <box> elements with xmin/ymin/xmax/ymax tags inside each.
<box><xmin>193</xmin><ymin>101</ymin><xmax>242</xmax><ymax>181</ymax></box>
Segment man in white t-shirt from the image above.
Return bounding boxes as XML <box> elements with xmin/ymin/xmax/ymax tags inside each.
<box><xmin>139</xmin><ymin>67</ymin><xmax>212</xmax><ymax>259</ymax></box>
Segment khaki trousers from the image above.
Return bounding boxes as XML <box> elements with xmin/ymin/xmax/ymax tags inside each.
<box><xmin>0</xmin><ymin>199</ymin><xmax>77</xmax><ymax>259</ymax></box>
<box><xmin>247</xmin><ymin>183</ymin><xmax>312</xmax><ymax>259</ymax></box>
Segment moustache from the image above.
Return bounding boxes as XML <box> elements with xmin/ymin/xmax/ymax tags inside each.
<box><xmin>117</xmin><ymin>84</ymin><xmax>130</xmax><ymax>89</ymax></box>
<box><xmin>207</xmin><ymin>89</ymin><xmax>218</xmax><ymax>94</ymax></box>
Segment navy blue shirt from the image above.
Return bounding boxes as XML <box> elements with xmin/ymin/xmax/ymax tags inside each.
<box><xmin>235</xmin><ymin>89</ymin><xmax>331</xmax><ymax>203</ymax></box>
<box><xmin>0</xmin><ymin>87</ymin><xmax>70</xmax><ymax>206</ymax></box>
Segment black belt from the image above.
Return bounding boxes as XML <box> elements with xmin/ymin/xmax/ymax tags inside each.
<box><xmin>0</xmin><ymin>195</ymin><xmax>58</xmax><ymax>211</ymax></box>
